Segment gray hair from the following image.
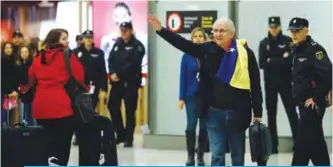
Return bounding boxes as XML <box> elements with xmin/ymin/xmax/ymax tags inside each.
<box><xmin>213</xmin><ymin>17</ymin><xmax>236</xmax><ymax>33</ymax></box>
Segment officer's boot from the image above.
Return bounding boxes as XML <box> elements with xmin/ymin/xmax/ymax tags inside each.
<box><xmin>185</xmin><ymin>130</ymin><xmax>196</xmax><ymax>166</ymax></box>
<box><xmin>205</xmin><ymin>136</ymin><xmax>210</xmax><ymax>153</ymax></box>
<box><xmin>197</xmin><ymin>130</ymin><xmax>207</xmax><ymax>166</ymax></box>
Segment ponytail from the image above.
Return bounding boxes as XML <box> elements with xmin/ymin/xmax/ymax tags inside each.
<box><xmin>40</xmin><ymin>49</ymin><xmax>46</xmax><ymax>64</ymax></box>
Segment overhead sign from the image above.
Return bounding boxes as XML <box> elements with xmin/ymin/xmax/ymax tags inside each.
<box><xmin>167</xmin><ymin>13</ymin><xmax>183</xmax><ymax>32</ymax></box>
<box><xmin>166</xmin><ymin>11</ymin><xmax>218</xmax><ymax>34</ymax></box>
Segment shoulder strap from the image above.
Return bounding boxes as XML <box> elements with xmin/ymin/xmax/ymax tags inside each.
<box><xmin>63</xmin><ymin>49</ymin><xmax>74</xmax><ymax>79</ymax></box>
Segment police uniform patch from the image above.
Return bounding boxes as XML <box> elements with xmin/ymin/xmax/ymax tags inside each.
<box><xmin>78</xmin><ymin>52</ymin><xmax>82</xmax><ymax>58</ymax></box>
<box><xmin>91</xmin><ymin>53</ymin><xmax>98</xmax><ymax>58</ymax></box>
<box><xmin>266</xmin><ymin>44</ymin><xmax>270</xmax><ymax>50</ymax></box>
<box><xmin>315</xmin><ymin>51</ymin><xmax>324</xmax><ymax>60</ymax></box>
<box><xmin>137</xmin><ymin>45</ymin><xmax>142</xmax><ymax>52</ymax></box>
<box><xmin>289</xmin><ymin>42</ymin><xmax>294</xmax><ymax>47</ymax></box>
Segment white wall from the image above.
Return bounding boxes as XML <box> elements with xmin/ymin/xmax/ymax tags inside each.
<box><xmin>237</xmin><ymin>1</ymin><xmax>332</xmax><ymax>136</ymax></box>
<box><xmin>150</xmin><ymin>1</ymin><xmax>229</xmax><ymax>135</ymax></box>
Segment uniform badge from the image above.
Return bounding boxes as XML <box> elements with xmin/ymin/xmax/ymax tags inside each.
<box><xmin>137</xmin><ymin>45</ymin><xmax>143</xmax><ymax>52</ymax></box>
<box><xmin>289</xmin><ymin>42</ymin><xmax>294</xmax><ymax>47</ymax></box>
<box><xmin>78</xmin><ymin>52</ymin><xmax>82</xmax><ymax>58</ymax></box>
<box><xmin>90</xmin><ymin>53</ymin><xmax>98</xmax><ymax>58</ymax></box>
<box><xmin>114</xmin><ymin>46</ymin><xmax>118</xmax><ymax>51</ymax></box>
<box><xmin>266</xmin><ymin>44</ymin><xmax>270</xmax><ymax>50</ymax></box>
<box><xmin>315</xmin><ymin>51</ymin><xmax>324</xmax><ymax>60</ymax></box>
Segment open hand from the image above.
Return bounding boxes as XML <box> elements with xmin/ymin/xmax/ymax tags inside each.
<box><xmin>148</xmin><ymin>14</ymin><xmax>162</xmax><ymax>31</ymax></box>
<box><xmin>178</xmin><ymin>100</ymin><xmax>185</xmax><ymax>110</ymax></box>
<box><xmin>252</xmin><ymin>117</ymin><xmax>262</xmax><ymax>123</ymax></box>
<box><xmin>305</xmin><ymin>98</ymin><xmax>316</xmax><ymax>110</ymax></box>
<box><xmin>111</xmin><ymin>73</ymin><xmax>120</xmax><ymax>82</ymax></box>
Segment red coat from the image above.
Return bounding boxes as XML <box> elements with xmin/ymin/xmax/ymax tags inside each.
<box><xmin>28</xmin><ymin>47</ymin><xmax>86</xmax><ymax>119</ymax></box>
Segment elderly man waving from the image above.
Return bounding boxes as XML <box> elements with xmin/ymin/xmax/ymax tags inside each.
<box><xmin>148</xmin><ymin>15</ymin><xmax>263</xmax><ymax>166</ymax></box>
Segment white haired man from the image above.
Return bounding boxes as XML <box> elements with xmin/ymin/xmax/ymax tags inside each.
<box><xmin>148</xmin><ymin>15</ymin><xmax>263</xmax><ymax>166</ymax></box>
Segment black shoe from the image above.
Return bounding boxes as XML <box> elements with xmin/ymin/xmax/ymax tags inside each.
<box><xmin>185</xmin><ymin>130</ymin><xmax>196</xmax><ymax>166</ymax></box>
<box><xmin>116</xmin><ymin>137</ymin><xmax>125</xmax><ymax>145</ymax></box>
<box><xmin>185</xmin><ymin>157</ymin><xmax>195</xmax><ymax>166</ymax></box>
<box><xmin>197</xmin><ymin>130</ymin><xmax>207</xmax><ymax>166</ymax></box>
<box><xmin>124</xmin><ymin>142</ymin><xmax>133</xmax><ymax>148</ymax></box>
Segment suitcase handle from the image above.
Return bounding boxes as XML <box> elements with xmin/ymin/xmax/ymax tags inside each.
<box><xmin>12</xmin><ymin>123</ymin><xmax>26</xmax><ymax>128</ymax></box>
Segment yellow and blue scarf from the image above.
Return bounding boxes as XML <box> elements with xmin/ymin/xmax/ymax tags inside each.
<box><xmin>215</xmin><ymin>39</ymin><xmax>251</xmax><ymax>90</ymax></box>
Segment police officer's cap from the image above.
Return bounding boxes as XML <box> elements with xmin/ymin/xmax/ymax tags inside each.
<box><xmin>12</xmin><ymin>30</ymin><xmax>23</xmax><ymax>38</ymax></box>
<box><xmin>82</xmin><ymin>30</ymin><xmax>94</xmax><ymax>37</ymax></box>
<box><xmin>288</xmin><ymin>17</ymin><xmax>309</xmax><ymax>31</ymax></box>
<box><xmin>120</xmin><ymin>22</ymin><xmax>133</xmax><ymax>29</ymax></box>
<box><xmin>268</xmin><ymin>16</ymin><xmax>281</xmax><ymax>27</ymax></box>
<box><xmin>76</xmin><ymin>35</ymin><xmax>83</xmax><ymax>41</ymax></box>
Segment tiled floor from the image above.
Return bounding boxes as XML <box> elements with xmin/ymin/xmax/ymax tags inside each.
<box><xmin>68</xmin><ymin>134</ymin><xmax>331</xmax><ymax>166</ymax></box>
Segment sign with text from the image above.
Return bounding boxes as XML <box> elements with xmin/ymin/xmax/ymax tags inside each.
<box><xmin>166</xmin><ymin>11</ymin><xmax>217</xmax><ymax>34</ymax></box>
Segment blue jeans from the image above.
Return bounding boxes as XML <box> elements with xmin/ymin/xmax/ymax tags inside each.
<box><xmin>22</xmin><ymin>103</ymin><xmax>36</xmax><ymax>125</ymax></box>
<box><xmin>206</xmin><ymin>107</ymin><xmax>245</xmax><ymax>166</ymax></box>
<box><xmin>185</xmin><ymin>96</ymin><xmax>206</xmax><ymax>131</ymax></box>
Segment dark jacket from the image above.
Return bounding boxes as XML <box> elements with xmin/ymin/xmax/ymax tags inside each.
<box><xmin>259</xmin><ymin>32</ymin><xmax>293</xmax><ymax>84</ymax></box>
<box><xmin>108</xmin><ymin>36</ymin><xmax>145</xmax><ymax>84</ymax></box>
<box><xmin>156</xmin><ymin>27</ymin><xmax>263</xmax><ymax>131</ymax></box>
<box><xmin>291</xmin><ymin>36</ymin><xmax>332</xmax><ymax>107</ymax></box>
<box><xmin>15</xmin><ymin>60</ymin><xmax>34</xmax><ymax>103</ymax></box>
<box><xmin>73</xmin><ymin>45</ymin><xmax>108</xmax><ymax>92</ymax></box>
<box><xmin>1</xmin><ymin>55</ymin><xmax>17</xmax><ymax>96</ymax></box>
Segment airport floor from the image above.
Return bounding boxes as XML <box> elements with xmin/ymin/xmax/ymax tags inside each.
<box><xmin>68</xmin><ymin>134</ymin><xmax>332</xmax><ymax>166</ymax></box>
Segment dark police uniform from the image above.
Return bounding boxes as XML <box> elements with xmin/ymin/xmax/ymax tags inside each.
<box><xmin>258</xmin><ymin>16</ymin><xmax>299</xmax><ymax>153</ymax></box>
<box><xmin>288</xmin><ymin>18</ymin><xmax>332</xmax><ymax>166</ymax></box>
<box><xmin>12</xmin><ymin>30</ymin><xmax>24</xmax><ymax>54</ymax></box>
<box><xmin>73</xmin><ymin>30</ymin><xmax>108</xmax><ymax>107</ymax></box>
<box><xmin>108</xmin><ymin>22</ymin><xmax>145</xmax><ymax>146</ymax></box>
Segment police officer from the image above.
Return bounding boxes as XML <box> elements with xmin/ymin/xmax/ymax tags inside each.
<box><xmin>288</xmin><ymin>17</ymin><xmax>332</xmax><ymax>166</ymax></box>
<box><xmin>108</xmin><ymin>22</ymin><xmax>145</xmax><ymax>147</ymax></box>
<box><xmin>73</xmin><ymin>30</ymin><xmax>108</xmax><ymax>107</ymax></box>
<box><xmin>12</xmin><ymin>30</ymin><xmax>25</xmax><ymax>53</ymax></box>
<box><xmin>75</xmin><ymin>34</ymin><xmax>83</xmax><ymax>49</ymax></box>
<box><xmin>259</xmin><ymin>16</ymin><xmax>299</xmax><ymax>153</ymax></box>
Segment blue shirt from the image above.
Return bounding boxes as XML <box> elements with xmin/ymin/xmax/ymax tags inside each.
<box><xmin>179</xmin><ymin>53</ymin><xmax>200</xmax><ymax>100</ymax></box>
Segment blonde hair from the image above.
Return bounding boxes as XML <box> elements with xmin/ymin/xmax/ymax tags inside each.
<box><xmin>190</xmin><ymin>27</ymin><xmax>207</xmax><ymax>41</ymax></box>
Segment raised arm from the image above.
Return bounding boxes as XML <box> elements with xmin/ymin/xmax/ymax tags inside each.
<box><xmin>148</xmin><ymin>14</ymin><xmax>206</xmax><ymax>58</ymax></box>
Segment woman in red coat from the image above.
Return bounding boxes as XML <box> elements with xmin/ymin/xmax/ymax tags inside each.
<box><xmin>22</xmin><ymin>28</ymin><xmax>87</xmax><ymax>166</ymax></box>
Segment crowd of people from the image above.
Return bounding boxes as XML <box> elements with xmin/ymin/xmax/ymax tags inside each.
<box><xmin>1</xmin><ymin>13</ymin><xmax>332</xmax><ymax>166</ymax></box>
<box><xmin>1</xmin><ymin>19</ymin><xmax>145</xmax><ymax>165</ymax></box>
<box><xmin>148</xmin><ymin>14</ymin><xmax>332</xmax><ymax>166</ymax></box>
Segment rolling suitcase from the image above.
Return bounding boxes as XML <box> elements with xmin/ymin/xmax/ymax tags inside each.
<box><xmin>1</xmin><ymin>97</ymin><xmax>48</xmax><ymax>167</ymax></box>
<box><xmin>249</xmin><ymin>122</ymin><xmax>272</xmax><ymax>162</ymax></box>
<box><xmin>95</xmin><ymin>115</ymin><xmax>118</xmax><ymax>166</ymax></box>
<box><xmin>78</xmin><ymin>115</ymin><xmax>118</xmax><ymax>166</ymax></box>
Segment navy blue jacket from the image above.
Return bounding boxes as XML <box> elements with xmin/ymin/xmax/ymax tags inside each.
<box><xmin>179</xmin><ymin>53</ymin><xmax>200</xmax><ymax>100</ymax></box>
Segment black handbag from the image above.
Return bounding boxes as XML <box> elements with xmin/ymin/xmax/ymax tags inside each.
<box><xmin>249</xmin><ymin>122</ymin><xmax>272</xmax><ymax>162</ymax></box>
<box><xmin>63</xmin><ymin>49</ymin><xmax>95</xmax><ymax>123</ymax></box>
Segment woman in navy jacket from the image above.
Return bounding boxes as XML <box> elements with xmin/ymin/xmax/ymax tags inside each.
<box><xmin>178</xmin><ymin>27</ymin><xmax>208</xmax><ymax>166</ymax></box>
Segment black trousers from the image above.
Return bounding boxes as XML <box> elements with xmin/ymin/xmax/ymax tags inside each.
<box><xmin>37</xmin><ymin>116</ymin><xmax>76</xmax><ymax>166</ymax></box>
<box><xmin>291</xmin><ymin>105</ymin><xmax>330</xmax><ymax>166</ymax></box>
<box><xmin>108</xmin><ymin>81</ymin><xmax>139</xmax><ymax>143</ymax></box>
<box><xmin>38</xmin><ymin>116</ymin><xmax>100</xmax><ymax>166</ymax></box>
<box><xmin>265</xmin><ymin>82</ymin><xmax>299</xmax><ymax>148</ymax></box>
